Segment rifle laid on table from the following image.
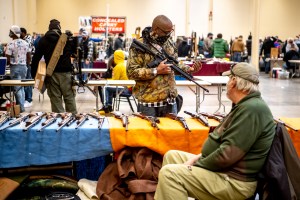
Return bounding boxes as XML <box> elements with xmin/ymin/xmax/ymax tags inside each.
<box><xmin>165</xmin><ymin>113</ymin><xmax>191</xmax><ymax>132</ymax></box>
<box><xmin>0</xmin><ymin>113</ymin><xmax>30</xmax><ymax>131</ymax></box>
<box><xmin>111</xmin><ymin>111</ymin><xmax>129</xmax><ymax>131</ymax></box>
<box><xmin>38</xmin><ymin>112</ymin><xmax>59</xmax><ymax>132</ymax></box>
<box><xmin>184</xmin><ymin>110</ymin><xmax>209</xmax><ymax>127</ymax></box>
<box><xmin>132</xmin><ymin>112</ymin><xmax>160</xmax><ymax>130</ymax></box>
<box><xmin>23</xmin><ymin>112</ymin><xmax>46</xmax><ymax>131</ymax></box>
<box><xmin>130</xmin><ymin>39</ymin><xmax>209</xmax><ymax>93</ymax></box>
<box><xmin>87</xmin><ymin>112</ymin><xmax>105</xmax><ymax>129</ymax></box>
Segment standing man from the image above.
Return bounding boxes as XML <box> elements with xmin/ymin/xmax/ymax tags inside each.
<box><xmin>154</xmin><ymin>63</ymin><xmax>275</xmax><ymax>200</ymax></box>
<box><xmin>31</xmin><ymin>19</ymin><xmax>77</xmax><ymax>114</ymax></box>
<box><xmin>20</xmin><ymin>27</ymin><xmax>34</xmax><ymax>108</ymax></box>
<box><xmin>231</xmin><ymin>35</ymin><xmax>245</xmax><ymax>62</ymax></box>
<box><xmin>212</xmin><ymin>33</ymin><xmax>229</xmax><ymax>59</ymax></box>
<box><xmin>203</xmin><ymin>33</ymin><xmax>213</xmax><ymax>58</ymax></box>
<box><xmin>80</xmin><ymin>30</ymin><xmax>95</xmax><ymax>81</ymax></box>
<box><xmin>127</xmin><ymin>15</ymin><xmax>201</xmax><ymax>117</ymax></box>
<box><xmin>5</xmin><ymin>25</ymin><xmax>31</xmax><ymax>113</ymax></box>
<box><xmin>113</xmin><ymin>33</ymin><xmax>124</xmax><ymax>51</ymax></box>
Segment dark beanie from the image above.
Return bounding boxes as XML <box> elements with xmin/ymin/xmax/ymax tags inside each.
<box><xmin>49</xmin><ymin>19</ymin><xmax>61</xmax><ymax>30</ymax></box>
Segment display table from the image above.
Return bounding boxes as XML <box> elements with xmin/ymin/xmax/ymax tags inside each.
<box><xmin>279</xmin><ymin>118</ymin><xmax>300</xmax><ymax>157</ymax></box>
<box><xmin>190</xmin><ymin>62</ymin><xmax>231</xmax><ymax>76</ymax></box>
<box><xmin>0</xmin><ymin>116</ymin><xmax>219</xmax><ymax>169</ymax></box>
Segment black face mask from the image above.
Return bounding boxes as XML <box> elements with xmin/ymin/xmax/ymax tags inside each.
<box><xmin>155</xmin><ymin>35</ymin><xmax>170</xmax><ymax>45</ymax></box>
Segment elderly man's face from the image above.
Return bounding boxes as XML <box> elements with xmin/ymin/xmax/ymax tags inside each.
<box><xmin>226</xmin><ymin>75</ymin><xmax>236</xmax><ymax>101</ymax></box>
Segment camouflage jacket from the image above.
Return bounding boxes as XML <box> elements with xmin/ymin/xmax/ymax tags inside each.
<box><xmin>126</xmin><ymin>37</ymin><xmax>189</xmax><ymax>103</ymax></box>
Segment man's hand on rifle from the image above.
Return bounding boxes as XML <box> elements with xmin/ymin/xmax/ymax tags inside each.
<box><xmin>157</xmin><ymin>59</ymin><xmax>172</xmax><ymax>75</ymax></box>
<box><xmin>188</xmin><ymin>60</ymin><xmax>202</xmax><ymax>73</ymax></box>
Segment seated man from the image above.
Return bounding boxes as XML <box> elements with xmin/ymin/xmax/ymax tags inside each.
<box><xmin>101</xmin><ymin>50</ymin><xmax>131</xmax><ymax>113</ymax></box>
<box><xmin>283</xmin><ymin>44</ymin><xmax>300</xmax><ymax>76</ymax></box>
<box><xmin>154</xmin><ymin>63</ymin><xmax>276</xmax><ymax>200</ymax></box>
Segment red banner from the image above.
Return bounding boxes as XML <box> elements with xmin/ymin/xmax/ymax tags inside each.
<box><xmin>91</xmin><ymin>16</ymin><xmax>126</xmax><ymax>34</ymax></box>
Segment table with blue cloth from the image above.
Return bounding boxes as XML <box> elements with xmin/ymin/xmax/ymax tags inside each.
<box><xmin>0</xmin><ymin>117</ymin><xmax>113</xmax><ymax>180</ymax></box>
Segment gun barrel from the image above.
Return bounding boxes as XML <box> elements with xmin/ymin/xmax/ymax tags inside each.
<box><xmin>38</xmin><ymin>118</ymin><xmax>57</xmax><ymax>132</ymax></box>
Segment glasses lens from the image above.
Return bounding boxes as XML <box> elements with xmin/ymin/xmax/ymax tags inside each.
<box><xmin>158</xmin><ymin>27</ymin><xmax>173</xmax><ymax>36</ymax></box>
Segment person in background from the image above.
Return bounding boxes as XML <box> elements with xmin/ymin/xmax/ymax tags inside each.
<box><xmin>127</xmin><ymin>15</ymin><xmax>201</xmax><ymax>117</ymax></box>
<box><xmin>198</xmin><ymin>36</ymin><xmax>205</xmax><ymax>55</ymax></box>
<box><xmin>101</xmin><ymin>50</ymin><xmax>130</xmax><ymax>113</ymax></box>
<box><xmin>259</xmin><ymin>36</ymin><xmax>275</xmax><ymax>74</ymax></box>
<box><xmin>212</xmin><ymin>33</ymin><xmax>229</xmax><ymax>59</ymax></box>
<box><xmin>31</xmin><ymin>19</ymin><xmax>77</xmax><ymax>114</ymax></box>
<box><xmin>177</xmin><ymin>37</ymin><xmax>191</xmax><ymax>57</ymax></box>
<box><xmin>113</xmin><ymin>33</ymin><xmax>124</xmax><ymax>51</ymax></box>
<box><xmin>80</xmin><ymin>30</ymin><xmax>95</xmax><ymax>81</ymax></box>
<box><xmin>20</xmin><ymin>27</ymin><xmax>34</xmax><ymax>108</ymax></box>
<box><xmin>154</xmin><ymin>63</ymin><xmax>275</xmax><ymax>200</ymax></box>
<box><xmin>285</xmin><ymin>38</ymin><xmax>299</xmax><ymax>53</ymax></box>
<box><xmin>231</xmin><ymin>35</ymin><xmax>245</xmax><ymax>62</ymax></box>
<box><xmin>246</xmin><ymin>34</ymin><xmax>252</xmax><ymax>63</ymax></box>
<box><xmin>5</xmin><ymin>25</ymin><xmax>31</xmax><ymax>112</ymax></box>
<box><xmin>203</xmin><ymin>33</ymin><xmax>213</xmax><ymax>58</ymax></box>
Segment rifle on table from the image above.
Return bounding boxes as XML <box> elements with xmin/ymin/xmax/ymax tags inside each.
<box><xmin>87</xmin><ymin>112</ymin><xmax>105</xmax><ymax>129</ymax></box>
<box><xmin>0</xmin><ymin>113</ymin><xmax>30</xmax><ymax>131</ymax></box>
<box><xmin>200</xmin><ymin>112</ymin><xmax>223</xmax><ymax>123</ymax></box>
<box><xmin>0</xmin><ymin>112</ymin><xmax>10</xmax><ymax>128</ymax></box>
<box><xmin>274</xmin><ymin>118</ymin><xmax>298</xmax><ymax>131</ymax></box>
<box><xmin>132</xmin><ymin>112</ymin><xmax>160</xmax><ymax>130</ymax></box>
<box><xmin>165</xmin><ymin>113</ymin><xmax>191</xmax><ymax>132</ymax></box>
<box><xmin>56</xmin><ymin>113</ymin><xmax>73</xmax><ymax>132</ymax></box>
<box><xmin>23</xmin><ymin>112</ymin><xmax>46</xmax><ymax>131</ymax></box>
<box><xmin>184</xmin><ymin>110</ymin><xmax>209</xmax><ymax>127</ymax></box>
<box><xmin>213</xmin><ymin>112</ymin><xmax>226</xmax><ymax>119</ymax></box>
<box><xmin>130</xmin><ymin>39</ymin><xmax>209</xmax><ymax>93</ymax></box>
<box><xmin>75</xmin><ymin>113</ymin><xmax>89</xmax><ymax>129</ymax></box>
<box><xmin>111</xmin><ymin>111</ymin><xmax>129</xmax><ymax>131</ymax></box>
<box><xmin>38</xmin><ymin>112</ymin><xmax>58</xmax><ymax>132</ymax></box>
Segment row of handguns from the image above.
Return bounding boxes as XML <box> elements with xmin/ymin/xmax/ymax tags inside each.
<box><xmin>0</xmin><ymin>111</ymin><xmax>105</xmax><ymax>132</ymax></box>
<box><xmin>110</xmin><ymin>110</ymin><xmax>226</xmax><ymax>132</ymax></box>
<box><xmin>0</xmin><ymin>110</ymin><xmax>226</xmax><ymax>132</ymax></box>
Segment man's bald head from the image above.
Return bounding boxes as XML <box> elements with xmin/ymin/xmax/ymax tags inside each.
<box><xmin>152</xmin><ymin>15</ymin><xmax>173</xmax><ymax>37</ymax></box>
<box><xmin>152</xmin><ymin>15</ymin><xmax>173</xmax><ymax>30</ymax></box>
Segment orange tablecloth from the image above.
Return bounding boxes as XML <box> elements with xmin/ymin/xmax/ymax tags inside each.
<box><xmin>108</xmin><ymin>117</ymin><xmax>219</xmax><ymax>155</ymax></box>
<box><xmin>279</xmin><ymin>118</ymin><xmax>300</xmax><ymax>157</ymax></box>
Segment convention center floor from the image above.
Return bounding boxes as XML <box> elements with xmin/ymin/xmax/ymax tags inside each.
<box><xmin>25</xmin><ymin>72</ymin><xmax>300</xmax><ymax>118</ymax></box>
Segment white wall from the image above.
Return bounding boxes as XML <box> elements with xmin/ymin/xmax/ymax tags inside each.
<box><xmin>1</xmin><ymin>0</ymin><xmax>300</xmax><ymax>43</ymax></box>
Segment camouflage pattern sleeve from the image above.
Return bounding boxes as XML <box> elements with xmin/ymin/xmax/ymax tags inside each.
<box><xmin>126</xmin><ymin>47</ymin><xmax>156</xmax><ymax>80</ymax></box>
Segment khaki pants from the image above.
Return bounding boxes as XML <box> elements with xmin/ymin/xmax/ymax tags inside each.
<box><xmin>154</xmin><ymin>150</ymin><xmax>257</xmax><ymax>200</ymax></box>
<box><xmin>45</xmin><ymin>72</ymin><xmax>77</xmax><ymax>114</ymax></box>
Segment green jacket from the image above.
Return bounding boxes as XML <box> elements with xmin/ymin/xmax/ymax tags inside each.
<box><xmin>212</xmin><ymin>38</ymin><xmax>229</xmax><ymax>58</ymax></box>
<box><xmin>195</xmin><ymin>92</ymin><xmax>275</xmax><ymax>182</ymax></box>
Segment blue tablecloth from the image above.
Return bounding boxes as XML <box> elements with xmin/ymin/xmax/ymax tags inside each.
<box><xmin>0</xmin><ymin>117</ymin><xmax>113</xmax><ymax>168</ymax></box>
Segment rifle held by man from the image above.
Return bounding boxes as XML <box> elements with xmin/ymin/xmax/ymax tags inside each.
<box><xmin>165</xmin><ymin>113</ymin><xmax>191</xmax><ymax>132</ymax></box>
<box><xmin>130</xmin><ymin>39</ymin><xmax>209</xmax><ymax>93</ymax></box>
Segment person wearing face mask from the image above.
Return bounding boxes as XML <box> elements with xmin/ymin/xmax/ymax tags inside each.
<box><xmin>127</xmin><ymin>15</ymin><xmax>201</xmax><ymax>117</ymax></box>
<box><xmin>203</xmin><ymin>32</ymin><xmax>214</xmax><ymax>58</ymax></box>
<box><xmin>80</xmin><ymin>30</ymin><xmax>96</xmax><ymax>81</ymax></box>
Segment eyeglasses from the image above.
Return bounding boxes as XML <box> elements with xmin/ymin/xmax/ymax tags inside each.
<box><xmin>230</xmin><ymin>63</ymin><xmax>237</xmax><ymax>77</ymax></box>
<box><xmin>157</xmin><ymin>26</ymin><xmax>174</xmax><ymax>37</ymax></box>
